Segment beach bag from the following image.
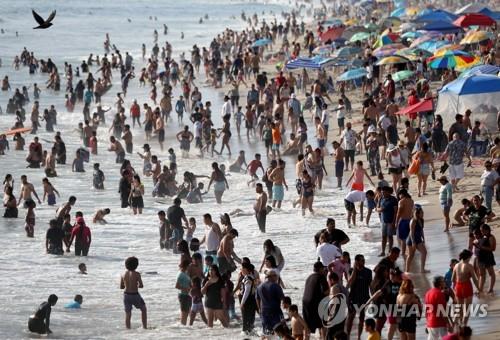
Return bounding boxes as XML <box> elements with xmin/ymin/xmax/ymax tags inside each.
<box><xmin>408</xmin><ymin>155</ymin><xmax>420</xmax><ymax>175</ymax></box>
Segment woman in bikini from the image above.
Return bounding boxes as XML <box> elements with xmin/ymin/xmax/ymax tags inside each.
<box><xmin>219</xmin><ymin>114</ymin><xmax>232</xmax><ymax>156</ymax></box>
<box><xmin>405</xmin><ymin>205</ymin><xmax>429</xmax><ymax>273</ymax></box>
<box><xmin>452</xmin><ymin>249</ymin><xmax>480</xmax><ymax>326</ymax></box>
<box><xmin>476</xmin><ymin>224</ymin><xmax>496</xmax><ymax>296</ymax></box>
<box><xmin>300</xmin><ymin>170</ymin><xmax>315</xmax><ymax>216</ymax></box>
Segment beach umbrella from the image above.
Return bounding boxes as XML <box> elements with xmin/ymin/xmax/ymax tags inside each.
<box><xmin>417</xmin><ymin>40</ymin><xmax>449</xmax><ymax>53</ymax></box>
<box><xmin>391</xmin><ymin>7</ymin><xmax>406</xmax><ymax>18</ymax></box>
<box><xmin>364</xmin><ymin>22</ymin><xmax>379</xmax><ymax>32</ymax></box>
<box><xmin>333</xmin><ymin>46</ymin><xmax>363</xmax><ymax>58</ymax></box>
<box><xmin>459</xmin><ymin>64</ymin><xmax>500</xmax><ymax>78</ymax></box>
<box><xmin>427</xmin><ymin>50</ymin><xmax>479</xmax><ymax>69</ymax></box>
<box><xmin>460</xmin><ymin>31</ymin><xmax>493</xmax><ymax>44</ymax></box>
<box><xmin>252</xmin><ymin>38</ymin><xmax>272</xmax><ymax>48</ymax></box>
<box><xmin>433</xmin><ymin>44</ymin><xmax>463</xmax><ymax>55</ymax></box>
<box><xmin>392</xmin><ymin>70</ymin><xmax>414</xmax><ymax>82</ymax></box>
<box><xmin>381</xmin><ymin>17</ymin><xmax>401</xmax><ymax>28</ymax></box>
<box><xmin>319</xmin><ymin>26</ymin><xmax>346</xmax><ymax>42</ymax></box>
<box><xmin>322</xmin><ymin>19</ymin><xmax>343</xmax><ymax>26</ymax></box>
<box><xmin>312</xmin><ymin>45</ymin><xmax>333</xmax><ymax>55</ymax></box>
<box><xmin>409</xmin><ymin>35</ymin><xmax>434</xmax><ymax>48</ymax></box>
<box><xmin>453</xmin><ymin>13</ymin><xmax>496</xmax><ymax>27</ymax></box>
<box><xmin>419</xmin><ymin>20</ymin><xmax>463</xmax><ymax>34</ymax></box>
<box><xmin>285</xmin><ymin>56</ymin><xmax>336</xmax><ymax>70</ymax></box>
<box><xmin>414</xmin><ymin>9</ymin><xmax>458</xmax><ymax>23</ymax></box>
<box><xmin>374</xmin><ymin>33</ymin><xmax>400</xmax><ymax>47</ymax></box>
<box><xmin>399</xmin><ymin>22</ymin><xmax>417</xmax><ymax>32</ymax></box>
<box><xmin>345</xmin><ymin>18</ymin><xmax>358</xmax><ymax>26</ymax></box>
<box><xmin>349</xmin><ymin>31</ymin><xmax>372</xmax><ymax>42</ymax></box>
<box><xmin>372</xmin><ymin>43</ymin><xmax>405</xmax><ymax>57</ymax></box>
<box><xmin>376</xmin><ymin>55</ymin><xmax>410</xmax><ymax>65</ymax></box>
<box><xmin>406</xmin><ymin>7</ymin><xmax>419</xmax><ymax>17</ymax></box>
<box><xmin>337</xmin><ymin>68</ymin><xmax>368</xmax><ymax>81</ymax></box>
<box><xmin>396</xmin><ymin>47</ymin><xmax>432</xmax><ymax>60</ymax></box>
<box><xmin>401</xmin><ymin>31</ymin><xmax>423</xmax><ymax>40</ymax></box>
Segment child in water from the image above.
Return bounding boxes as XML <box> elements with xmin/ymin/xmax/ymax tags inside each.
<box><xmin>289</xmin><ymin>304</ymin><xmax>310</xmax><ymax>340</ymax></box>
<box><xmin>64</xmin><ymin>295</ymin><xmax>83</xmax><ymax>309</ymax></box>
<box><xmin>120</xmin><ymin>256</ymin><xmax>147</xmax><ymax>329</ymax></box>
<box><xmin>78</xmin><ymin>263</ymin><xmax>87</xmax><ymax>275</ymax></box>
<box><xmin>189</xmin><ymin>277</ymin><xmax>208</xmax><ymax>325</ymax></box>
<box><xmin>185</xmin><ymin>217</ymin><xmax>196</xmax><ymax>243</ymax></box>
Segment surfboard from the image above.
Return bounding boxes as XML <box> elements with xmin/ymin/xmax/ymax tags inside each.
<box><xmin>3</xmin><ymin>127</ymin><xmax>32</xmax><ymax>136</ymax></box>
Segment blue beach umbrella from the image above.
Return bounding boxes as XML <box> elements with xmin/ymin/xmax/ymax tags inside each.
<box><xmin>391</xmin><ymin>7</ymin><xmax>406</xmax><ymax>18</ymax></box>
<box><xmin>417</xmin><ymin>40</ymin><xmax>449</xmax><ymax>53</ymax></box>
<box><xmin>459</xmin><ymin>64</ymin><xmax>500</xmax><ymax>78</ymax></box>
<box><xmin>337</xmin><ymin>68</ymin><xmax>367</xmax><ymax>81</ymax></box>
<box><xmin>252</xmin><ymin>38</ymin><xmax>272</xmax><ymax>48</ymax></box>
<box><xmin>333</xmin><ymin>46</ymin><xmax>363</xmax><ymax>58</ymax></box>
<box><xmin>401</xmin><ymin>31</ymin><xmax>423</xmax><ymax>40</ymax></box>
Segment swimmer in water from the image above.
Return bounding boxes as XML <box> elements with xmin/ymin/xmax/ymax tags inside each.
<box><xmin>78</xmin><ymin>263</ymin><xmax>87</xmax><ymax>274</ymax></box>
<box><xmin>93</xmin><ymin>208</ymin><xmax>110</xmax><ymax>224</ymax></box>
<box><xmin>64</xmin><ymin>295</ymin><xmax>83</xmax><ymax>309</ymax></box>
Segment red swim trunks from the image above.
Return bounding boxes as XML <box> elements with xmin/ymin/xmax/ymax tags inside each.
<box><xmin>455</xmin><ymin>280</ymin><xmax>473</xmax><ymax>299</ymax></box>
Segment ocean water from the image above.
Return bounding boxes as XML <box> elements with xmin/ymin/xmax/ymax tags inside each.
<box><xmin>0</xmin><ymin>1</ymin><xmax>378</xmax><ymax>339</ymax></box>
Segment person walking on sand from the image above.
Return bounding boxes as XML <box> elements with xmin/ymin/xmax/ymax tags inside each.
<box><xmin>452</xmin><ymin>249</ymin><xmax>479</xmax><ymax>326</ymax></box>
<box><xmin>405</xmin><ymin>205</ymin><xmax>429</xmax><ymax>273</ymax></box>
<box><xmin>120</xmin><ymin>256</ymin><xmax>147</xmax><ymax>329</ymax></box>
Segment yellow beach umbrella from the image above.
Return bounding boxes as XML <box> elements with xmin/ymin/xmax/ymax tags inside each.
<box><xmin>345</xmin><ymin>18</ymin><xmax>358</xmax><ymax>26</ymax></box>
<box><xmin>406</xmin><ymin>7</ymin><xmax>419</xmax><ymax>16</ymax></box>
<box><xmin>460</xmin><ymin>31</ymin><xmax>492</xmax><ymax>44</ymax></box>
<box><xmin>376</xmin><ymin>55</ymin><xmax>410</xmax><ymax>65</ymax></box>
<box><xmin>433</xmin><ymin>44</ymin><xmax>463</xmax><ymax>56</ymax></box>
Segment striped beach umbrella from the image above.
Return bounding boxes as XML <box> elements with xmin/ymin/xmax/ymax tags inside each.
<box><xmin>427</xmin><ymin>50</ymin><xmax>480</xmax><ymax>69</ymax></box>
<box><xmin>373</xmin><ymin>43</ymin><xmax>405</xmax><ymax>57</ymax></box>
<box><xmin>460</xmin><ymin>31</ymin><xmax>493</xmax><ymax>44</ymax></box>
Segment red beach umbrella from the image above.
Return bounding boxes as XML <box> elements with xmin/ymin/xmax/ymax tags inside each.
<box><xmin>453</xmin><ymin>13</ymin><xmax>496</xmax><ymax>27</ymax></box>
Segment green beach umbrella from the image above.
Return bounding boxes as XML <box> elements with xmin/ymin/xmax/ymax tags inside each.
<box><xmin>364</xmin><ymin>22</ymin><xmax>379</xmax><ymax>32</ymax></box>
<box><xmin>392</xmin><ymin>70</ymin><xmax>414</xmax><ymax>82</ymax></box>
<box><xmin>349</xmin><ymin>31</ymin><xmax>372</xmax><ymax>42</ymax></box>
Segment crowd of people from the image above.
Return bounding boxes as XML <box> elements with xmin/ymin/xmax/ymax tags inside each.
<box><xmin>1</xmin><ymin>0</ymin><xmax>499</xmax><ymax>339</ymax></box>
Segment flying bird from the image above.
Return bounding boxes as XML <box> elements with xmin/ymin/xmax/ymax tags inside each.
<box><xmin>32</xmin><ymin>9</ymin><xmax>56</xmax><ymax>29</ymax></box>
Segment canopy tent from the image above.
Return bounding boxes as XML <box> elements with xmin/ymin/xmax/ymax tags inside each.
<box><xmin>414</xmin><ymin>9</ymin><xmax>458</xmax><ymax>23</ymax></box>
<box><xmin>479</xmin><ymin>8</ymin><xmax>500</xmax><ymax>21</ymax></box>
<box><xmin>285</xmin><ymin>56</ymin><xmax>336</xmax><ymax>70</ymax></box>
<box><xmin>419</xmin><ymin>20</ymin><xmax>464</xmax><ymax>34</ymax></box>
<box><xmin>395</xmin><ymin>98</ymin><xmax>433</xmax><ymax>115</ymax></box>
<box><xmin>453</xmin><ymin>13</ymin><xmax>496</xmax><ymax>27</ymax></box>
<box><xmin>435</xmin><ymin>75</ymin><xmax>500</xmax><ymax>131</ymax></box>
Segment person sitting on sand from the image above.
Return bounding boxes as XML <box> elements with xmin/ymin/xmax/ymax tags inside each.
<box><xmin>453</xmin><ymin>198</ymin><xmax>470</xmax><ymax>227</ymax></box>
<box><xmin>282</xmin><ymin>133</ymin><xmax>299</xmax><ymax>156</ymax></box>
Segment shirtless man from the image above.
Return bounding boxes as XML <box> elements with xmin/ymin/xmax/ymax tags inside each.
<box><xmin>217</xmin><ymin>229</ymin><xmax>241</xmax><ymax>276</ymax></box>
<box><xmin>269</xmin><ymin>159</ymin><xmax>288</xmax><ymax>209</ymax></box>
<box><xmin>314</xmin><ymin>116</ymin><xmax>326</xmax><ymax>154</ymax></box>
<box><xmin>93</xmin><ymin>208</ymin><xmax>110</xmax><ymax>224</ymax></box>
<box><xmin>332</xmin><ymin>141</ymin><xmax>345</xmax><ymax>188</ymax></box>
<box><xmin>394</xmin><ymin>189</ymin><xmax>414</xmax><ymax>258</ymax></box>
<box><xmin>83</xmin><ymin>120</ymin><xmax>93</xmax><ymax>147</ymax></box>
<box><xmin>122</xmin><ymin>125</ymin><xmax>133</xmax><ymax>154</ymax></box>
<box><xmin>154</xmin><ymin>114</ymin><xmax>165</xmax><ymax>151</ymax></box>
<box><xmin>56</xmin><ymin>196</ymin><xmax>77</xmax><ymax>227</ymax></box>
<box><xmin>364</xmin><ymin>101</ymin><xmax>379</xmax><ymax>126</ymax></box>
<box><xmin>45</xmin><ymin>148</ymin><xmax>57</xmax><ymax>177</ymax></box>
<box><xmin>120</xmin><ymin>256</ymin><xmax>147</xmax><ymax>329</ymax></box>
<box><xmin>254</xmin><ymin>183</ymin><xmax>268</xmax><ymax>233</ymax></box>
<box><xmin>452</xmin><ymin>249</ymin><xmax>479</xmax><ymax>326</ymax></box>
<box><xmin>404</xmin><ymin>121</ymin><xmax>416</xmax><ymax>154</ymax></box>
<box><xmin>18</xmin><ymin>175</ymin><xmax>41</xmax><ymax>207</ymax></box>
<box><xmin>151</xmin><ymin>156</ymin><xmax>161</xmax><ymax>186</ymax></box>
<box><xmin>108</xmin><ymin>136</ymin><xmax>125</xmax><ymax>164</ymax></box>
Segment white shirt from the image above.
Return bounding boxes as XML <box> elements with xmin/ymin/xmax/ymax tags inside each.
<box><xmin>221</xmin><ymin>101</ymin><xmax>232</xmax><ymax>116</ymax></box>
<box><xmin>341</xmin><ymin>129</ymin><xmax>357</xmax><ymax>150</ymax></box>
<box><xmin>481</xmin><ymin>170</ymin><xmax>499</xmax><ymax>187</ymax></box>
<box><xmin>193</xmin><ymin>121</ymin><xmax>202</xmax><ymax>138</ymax></box>
<box><xmin>336</xmin><ymin>105</ymin><xmax>345</xmax><ymax>120</ymax></box>
<box><xmin>378</xmin><ymin>114</ymin><xmax>392</xmax><ymax>131</ymax></box>
<box><xmin>205</xmin><ymin>224</ymin><xmax>220</xmax><ymax>252</ymax></box>
<box><xmin>365</xmin><ymin>64</ymin><xmax>373</xmax><ymax>79</ymax></box>
<box><xmin>321</xmin><ymin>110</ymin><xmax>330</xmax><ymax>126</ymax></box>
<box><xmin>316</xmin><ymin>243</ymin><xmax>341</xmax><ymax>266</ymax></box>
<box><xmin>345</xmin><ymin>190</ymin><xmax>366</xmax><ymax>203</ymax></box>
